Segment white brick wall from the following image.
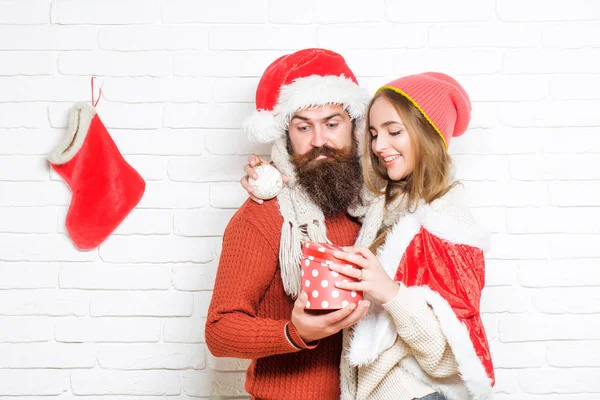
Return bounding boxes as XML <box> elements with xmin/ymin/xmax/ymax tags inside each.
<box><xmin>0</xmin><ymin>0</ymin><xmax>598</xmax><ymax>398</ymax></box>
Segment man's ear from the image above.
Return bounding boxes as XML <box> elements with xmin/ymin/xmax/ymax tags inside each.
<box><xmin>285</xmin><ymin>130</ymin><xmax>295</xmax><ymax>155</ymax></box>
<box><xmin>352</xmin><ymin>118</ymin><xmax>362</xmax><ymax>141</ymax></box>
<box><xmin>352</xmin><ymin>118</ymin><xmax>367</xmax><ymax>154</ymax></box>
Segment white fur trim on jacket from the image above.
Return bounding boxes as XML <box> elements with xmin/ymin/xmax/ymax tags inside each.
<box><xmin>398</xmin><ymin>287</ymin><xmax>494</xmax><ymax>400</ymax></box>
<box><xmin>243</xmin><ymin>74</ymin><xmax>371</xmax><ymax>143</ymax></box>
<box><xmin>47</xmin><ymin>102</ymin><xmax>97</xmax><ymax>165</ymax></box>
<box><xmin>348</xmin><ymin>186</ymin><xmax>493</xmax><ymax>399</ymax></box>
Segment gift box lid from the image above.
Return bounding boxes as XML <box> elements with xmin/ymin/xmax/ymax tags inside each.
<box><xmin>302</xmin><ymin>241</ymin><xmax>344</xmax><ymax>262</ymax></box>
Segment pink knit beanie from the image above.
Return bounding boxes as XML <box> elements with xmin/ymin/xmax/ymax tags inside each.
<box><xmin>377</xmin><ymin>72</ymin><xmax>471</xmax><ymax>149</ymax></box>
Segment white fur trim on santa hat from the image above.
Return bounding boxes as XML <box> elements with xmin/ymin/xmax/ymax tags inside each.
<box><xmin>47</xmin><ymin>102</ymin><xmax>97</xmax><ymax>165</ymax></box>
<box><xmin>244</xmin><ymin>74</ymin><xmax>371</xmax><ymax>143</ymax></box>
<box><xmin>275</xmin><ymin>74</ymin><xmax>371</xmax><ymax>123</ymax></box>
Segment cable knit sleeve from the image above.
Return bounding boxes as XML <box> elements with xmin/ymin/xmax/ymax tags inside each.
<box><xmin>382</xmin><ymin>283</ymin><xmax>459</xmax><ymax>378</ymax></box>
<box><xmin>339</xmin><ymin>328</ymin><xmax>358</xmax><ymax>400</ymax></box>
<box><xmin>205</xmin><ymin>208</ymin><xmax>313</xmax><ymax>359</ymax></box>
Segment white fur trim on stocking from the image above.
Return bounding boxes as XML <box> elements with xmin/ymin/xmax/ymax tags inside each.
<box><xmin>47</xmin><ymin>102</ymin><xmax>97</xmax><ymax>165</ymax></box>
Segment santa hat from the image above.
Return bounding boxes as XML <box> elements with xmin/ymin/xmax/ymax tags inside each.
<box><xmin>243</xmin><ymin>48</ymin><xmax>371</xmax><ymax>143</ymax></box>
<box><xmin>378</xmin><ymin>72</ymin><xmax>471</xmax><ymax>149</ymax></box>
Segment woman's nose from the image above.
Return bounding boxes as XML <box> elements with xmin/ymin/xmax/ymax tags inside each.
<box><xmin>373</xmin><ymin>133</ymin><xmax>388</xmax><ymax>153</ymax></box>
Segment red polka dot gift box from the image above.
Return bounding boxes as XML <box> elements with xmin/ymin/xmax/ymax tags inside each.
<box><xmin>301</xmin><ymin>241</ymin><xmax>364</xmax><ymax>310</ymax></box>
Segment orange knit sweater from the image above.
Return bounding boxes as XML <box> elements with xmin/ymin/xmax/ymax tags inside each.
<box><xmin>206</xmin><ymin>199</ymin><xmax>361</xmax><ymax>400</ymax></box>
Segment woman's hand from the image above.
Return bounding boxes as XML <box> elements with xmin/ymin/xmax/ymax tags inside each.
<box><xmin>331</xmin><ymin>246</ymin><xmax>400</xmax><ymax>304</ymax></box>
<box><xmin>240</xmin><ymin>154</ymin><xmax>288</xmax><ymax>204</ymax></box>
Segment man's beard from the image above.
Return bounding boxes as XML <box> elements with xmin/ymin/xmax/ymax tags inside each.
<box><xmin>289</xmin><ymin>138</ymin><xmax>363</xmax><ymax>217</ymax></box>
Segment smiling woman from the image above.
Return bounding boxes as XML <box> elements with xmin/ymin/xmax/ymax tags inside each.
<box><xmin>363</xmin><ymin>88</ymin><xmax>456</xmax><ymax>214</ymax></box>
<box><xmin>335</xmin><ymin>73</ymin><xmax>495</xmax><ymax>400</ymax></box>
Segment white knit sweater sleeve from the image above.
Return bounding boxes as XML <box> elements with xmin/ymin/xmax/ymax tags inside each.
<box><xmin>382</xmin><ymin>284</ymin><xmax>459</xmax><ymax>378</ymax></box>
<box><xmin>339</xmin><ymin>329</ymin><xmax>357</xmax><ymax>400</ymax></box>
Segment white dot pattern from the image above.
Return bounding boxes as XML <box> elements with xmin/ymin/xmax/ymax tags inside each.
<box><xmin>301</xmin><ymin>242</ymin><xmax>365</xmax><ymax>310</ymax></box>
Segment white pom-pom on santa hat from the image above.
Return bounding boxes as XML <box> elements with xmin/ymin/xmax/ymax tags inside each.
<box><xmin>242</xmin><ymin>110</ymin><xmax>285</xmax><ymax>144</ymax></box>
<box><xmin>243</xmin><ymin>48</ymin><xmax>371</xmax><ymax>144</ymax></box>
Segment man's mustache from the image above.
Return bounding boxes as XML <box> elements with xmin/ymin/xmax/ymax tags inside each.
<box><xmin>306</xmin><ymin>146</ymin><xmax>338</xmax><ymax>160</ymax></box>
<box><xmin>293</xmin><ymin>145</ymin><xmax>354</xmax><ymax>167</ymax></box>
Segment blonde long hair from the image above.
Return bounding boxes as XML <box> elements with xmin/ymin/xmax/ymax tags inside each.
<box><xmin>363</xmin><ymin>89</ymin><xmax>459</xmax><ymax>252</ymax></box>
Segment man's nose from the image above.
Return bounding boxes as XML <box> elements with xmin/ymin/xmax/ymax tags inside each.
<box><xmin>310</xmin><ymin>126</ymin><xmax>326</xmax><ymax>148</ymax></box>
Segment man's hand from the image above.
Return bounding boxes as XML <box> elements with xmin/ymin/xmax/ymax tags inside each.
<box><xmin>241</xmin><ymin>154</ymin><xmax>288</xmax><ymax>204</ymax></box>
<box><xmin>290</xmin><ymin>291</ymin><xmax>370</xmax><ymax>344</ymax></box>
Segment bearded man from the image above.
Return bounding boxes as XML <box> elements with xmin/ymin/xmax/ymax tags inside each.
<box><xmin>205</xmin><ymin>48</ymin><xmax>372</xmax><ymax>400</ymax></box>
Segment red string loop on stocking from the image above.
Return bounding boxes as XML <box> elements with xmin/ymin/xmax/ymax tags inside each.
<box><xmin>91</xmin><ymin>76</ymin><xmax>102</xmax><ymax>107</ymax></box>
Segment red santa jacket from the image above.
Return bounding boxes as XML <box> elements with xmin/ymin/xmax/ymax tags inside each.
<box><xmin>349</xmin><ymin>187</ymin><xmax>495</xmax><ymax>400</ymax></box>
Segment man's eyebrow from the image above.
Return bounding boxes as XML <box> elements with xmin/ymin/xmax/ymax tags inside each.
<box><xmin>291</xmin><ymin>113</ymin><xmax>344</xmax><ymax>122</ymax></box>
<box><xmin>291</xmin><ymin>115</ymin><xmax>309</xmax><ymax>122</ymax></box>
<box><xmin>321</xmin><ymin>113</ymin><xmax>343</xmax><ymax>122</ymax></box>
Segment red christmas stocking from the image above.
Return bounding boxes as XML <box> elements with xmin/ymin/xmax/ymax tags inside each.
<box><xmin>48</xmin><ymin>102</ymin><xmax>146</xmax><ymax>250</ymax></box>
